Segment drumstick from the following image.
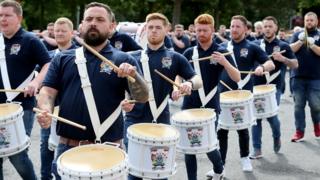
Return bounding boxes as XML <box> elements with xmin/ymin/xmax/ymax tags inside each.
<box><xmin>189</xmin><ymin>51</ymin><xmax>233</xmax><ymax>62</ymax></box>
<box><xmin>126</xmin><ymin>98</ymin><xmax>155</xmax><ymax>104</ymax></box>
<box><xmin>268</xmin><ymin>50</ymin><xmax>286</xmax><ymax>58</ymax></box>
<box><xmin>0</xmin><ymin>89</ymin><xmax>24</xmax><ymax>93</ymax></box>
<box><xmin>74</xmin><ymin>36</ymin><xmax>136</xmax><ymax>83</ymax></box>
<box><xmin>33</xmin><ymin>108</ymin><xmax>87</xmax><ymax>130</ymax></box>
<box><xmin>219</xmin><ymin>80</ymin><xmax>233</xmax><ymax>91</ymax></box>
<box><xmin>154</xmin><ymin>69</ymin><xmax>181</xmax><ymax>88</ymax></box>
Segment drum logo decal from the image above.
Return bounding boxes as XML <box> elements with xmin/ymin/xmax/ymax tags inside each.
<box><xmin>186</xmin><ymin>127</ymin><xmax>203</xmax><ymax>146</ymax></box>
<box><xmin>114</xmin><ymin>41</ymin><xmax>123</xmax><ymax>50</ymax></box>
<box><xmin>0</xmin><ymin>127</ymin><xmax>10</xmax><ymax>148</ymax></box>
<box><xmin>150</xmin><ymin>146</ymin><xmax>169</xmax><ymax>170</ymax></box>
<box><xmin>100</xmin><ymin>62</ymin><xmax>113</xmax><ymax>74</ymax></box>
<box><xmin>161</xmin><ymin>57</ymin><xmax>172</xmax><ymax>69</ymax></box>
<box><xmin>230</xmin><ymin>106</ymin><xmax>245</xmax><ymax>124</ymax></box>
<box><xmin>254</xmin><ymin>98</ymin><xmax>266</xmax><ymax>113</ymax></box>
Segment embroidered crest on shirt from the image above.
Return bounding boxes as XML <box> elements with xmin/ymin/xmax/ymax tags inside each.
<box><xmin>314</xmin><ymin>35</ymin><xmax>319</xmax><ymax>41</ymax></box>
<box><xmin>240</xmin><ymin>48</ymin><xmax>248</xmax><ymax>58</ymax></box>
<box><xmin>273</xmin><ymin>46</ymin><xmax>281</xmax><ymax>53</ymax></box>
<box><xmin>209</xmin><ymin>57</ymin><xmax>218</xmax><ymax>65</ymax></box>
<box><xmin>100</xmin><ymin>61</ymin><xmax>113</xmax><ymax>74</ymax></box>
<box><xmin>10</xmin><ymin>44</ymin><xmax>21</xmax><ymax>55</ymax></box>
<box><xmin>114</xmin><ymin>41</ymin><xmax>123</xmax><ymax>50</ymax></box>
<box><xmin>161</xmin><ymin>57</ymin><xmax>172</xmax><ymax>69</ymax></box>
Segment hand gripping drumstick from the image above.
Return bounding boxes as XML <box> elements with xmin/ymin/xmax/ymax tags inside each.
<box><xmin>33</xmin><ymin>108</ymin><xmax>87</xmax><ymax>130</ymax></box>
<box><xmin>74</xmin><ymin>36</ymin><xmax>136</xmax><ymax>83</ymax></box>
<box><xmin>0</xmin><ymin>89</ymin><xmax>24</xmax><ymax>93</ymax></box>
<box><xmin>189</xmin><ymin>51</ymin><xmax>233</xmax><ymax>63</ymax></box>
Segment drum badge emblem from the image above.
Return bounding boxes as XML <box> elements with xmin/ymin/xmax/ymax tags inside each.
<box><xmin>150</xmin><ymin>146</ymin><xmax>169</xmax><ymax>170</ymax></box>
<box><xmin>273</xmin><ymin>46</ymin><xmax>281</xmax><ymax>53</ymax></box>
<box><xmin>254</xmin><ymin>98</ymin><xmax>266</xmax><ymax>113</ymax></box>
<box><xmin>114</xmin><ymin>41</ymin><xmax>123</xmax><ymax>50</ymax></box>
<box><xmin>240</xmin><ymin>48</ymin><xmax>248</xmax><ymax>58</ymax></box>
<box><xmin>0</xmin><ymin>127</ymin><xmax>10</xmax><ymax>148</ymax></box>
<box><xmin>100</xmin><ymin>62</ymin><xmax>113</xmax><ymax>74</ymax></box>
<box><xmin>230</xmin><ymin>106</ymin><xmax>245</xmax><ymax>124</ymax></box>
<box><xmin>161</xmin><ymin>57</ymin><xmax>172</xmax><ymax>69</ymax></box>
<box><xmin>186</xmin><ymin>127</ymin><xmax>203</xmax><ymax>147</ymax></box>
<box><xmin>10</xmin><ymin>44</ymin><xmax>21</xmax><ymax>55</ymax></box>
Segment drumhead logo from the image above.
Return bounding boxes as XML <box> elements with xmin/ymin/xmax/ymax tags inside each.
<box><xmin>161</xmin><ymin>57</ymin><xmax>172</xmax><ymax>69</ymax></box>
<box><xmin>240</xmin><ymin>48</ymin><xmax>248</xmax><ymax>58</ymax></box>
<box><xmin>10</xmin><ymin>44</ymin><xmax>21</xmax><ymax>55</ymax></box>
<box><xmin>186</xmin><ymin>127</ymin><xmax>203</xmax><ymax>147</ymax></box>
<box><xmin>254</xmin><ymin>98</ymin><xmax>266</xmax><ymax>113</ymax></box>
<box><xmin>150</xmin><ymin>146</ymin><xmax>169</xmax><ymax>170</ymax></box>
<box><xmin>0</xmin><ymin>127</ymin><xmax>11</xmax><ymax>148</ymax></box>
<box><xmin>114</xmin><ymin>41</ymin><xmax>123</xmax><ymax>50</ymax></box>
<box><xmin>100</xmin><ymin>61</ymin><xmax>113</xmax><ymax>74</ymax></box>
<box><xmin>230</xmin><ymin>106</ymin><xmax>245</xmax><ymax>124</ymax></box>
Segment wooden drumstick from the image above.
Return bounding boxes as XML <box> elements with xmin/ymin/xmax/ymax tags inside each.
<box><xmin>74</xmin><ymin>36</ymin><xmax>136</xmax><ymax>83</ymax></box>
<box><xmin>189</xmin><ymin>51</ymin><xmax>233</xmax><ymax>62</ymax></box>
<box><xmin>126</xmin><ymin>98</ymin><xmax>155</xmax><ymax>104</ymax></box>
<box><xmin>268</xmin><ymin>50</ymin><xmax>286</xmax><ymax>58</ymax></box>
<box><xmin>0</xmin><ymin>89</ymin><xmax>24</xmax><ymax>93</ymax></box>
<box><xmin>239</xmin><ymin>71</ymin><xmax>268</xmax><ymax>74</ymax></box>
<box><xmin>219</xmin><ymin>80</ymin><xmax>233</xmax><ymax>91</ymax></box>
<box><xmin>154</xmin><ymin>69</ymin><xmax>181</xmax><ymax>88</ymax></box>
<box><xmin>33</xmin><ymin>108</ymin><xmax>87</xmax><ymax>130</ymax></box>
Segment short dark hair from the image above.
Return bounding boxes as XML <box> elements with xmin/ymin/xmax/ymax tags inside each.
<box><xmin>0</xmin><ymin>0</ymin><xmax>22</xmax><ymax>16</ymax></box>
<box><xmin>232</xmin><ymin>15</ymin><xmax>248</xmax><ymax>26</ymax></box>
<box><xmin>85</xmin><ymin>2</ymin><xmax>113</xmax><ymax>21</ymax></box>
<box><xmin>263</xmin><ymin>16</ymin><xmax>278</xmax><ymax>25</ymax></box>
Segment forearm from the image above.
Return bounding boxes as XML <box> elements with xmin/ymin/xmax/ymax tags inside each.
<box><xmin>290</xmin><ymin>41</ymin><xmax>303</xmax><ymax>53</ymax></box>
<box><xmin>224</xmin><ymin>62</ymin><xmax>241</xmax><ymax>82</ymax></box>
<box><xmin>172</xmin><ymin>36</ymin><xmax>185</xmax><ymax>49</ymax></box>
<box><xmin>43</xmin><ymin>36</ymin><xmax>57</xmax><ymax>46</ymax></box>
<box><xmin>262</xmin><ymin>60</ymin><xmax>275</xmax><ymax>72</ymax></box>
<box><xmin>310</xmin><ymin>45</ymin><xmax>320</xmax><ymax>56</ymax></box>
<box><xmin>33</xmin><ymin>63</ymin><xmax>50</xmax><ymax>86</ymax></box>
<box><xmin>283</xmin><ymin>58</ymin><xmax>299</xmax><ymax>69</ymax></box>
<box><xmin>187</xmin><ymin>75</ymin><xmax>203</xmax><ymax>90</ymax></box>
<box><xmin>128</xmin><ymin>73</ymin><xmax>149</xmax><ymax>103</ymax></box>
<box><xmin>37</xmin><ymin>87</ymin><xmax>57</xmax><ymax>113</ymax></box>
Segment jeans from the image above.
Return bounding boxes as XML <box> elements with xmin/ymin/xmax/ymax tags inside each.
<box><xmin>123</xmin><ymin>120</ymin><xmax>167</xmax><ymax>180</ymax></box>
<box><xmin>252</xmin><ymin>90</ymin><xmax>281</xmax><ymax>150</ymax></box>
<box><xmin>293</xmin><ymin>78</ymin><xmax>320</xmax><ymax>132</ymax></box>
<box><xmin>40</xmin><ymin>128</ymin><xmax>54</xmax><ymax>180</ymax></box>
<box><xmin>217</xmin><ymin>128</ymin><xmax>249</xmax><ymax>165</ymax></box>
<box><xmin>0</xmin><ymin>110</ymin><xmax>36</xmax><ymax>180</ymax></box>
<box><xmin>52</xmin><ymin>143</ymin><xmax>74</xmax><ymax>180</ymax></box>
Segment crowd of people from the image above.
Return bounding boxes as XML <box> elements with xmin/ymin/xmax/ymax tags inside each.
<box><xmin>0</xmin><ymin>0</ymin><xmax>319</xmax><ymax>180</ymax></box>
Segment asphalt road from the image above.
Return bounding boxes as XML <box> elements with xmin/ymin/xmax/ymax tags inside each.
<box><xmin>3</xmin><ymin>73</ymin><xmax>320</xmax><ymax>180</ymax></box>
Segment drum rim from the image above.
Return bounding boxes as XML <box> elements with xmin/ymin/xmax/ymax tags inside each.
<box><xmin>171</xmin><ymin>108</ymin><xmax>216</xmax><ymax>123</ymax></box>
<box><xmin>220</xmin><ymin>90</ymin><xmax>253</xmax><ymax>103</ymax></box>
<box><xmin>0</xmin><ymin>137</ymin><xmax>30</xmax><ymax>158</ymax></box>
<box><xmin>253</xmin><ymin>84</ymin><xmax>276</xmax><ymax>95</ymax></box>
<box><xmin>0</xmin><ymin>103</ymin><xmax>23</xmax><ymax>122</ymax></box>
<box><xmin>128</xmin><ymin>162</ymin><xmax>177</xmax><ymax>179</ymax></box>
<box><xmin>57</xmin><ymin>144</ymin><xmax>128</xmax><ymax>176</ymax></box>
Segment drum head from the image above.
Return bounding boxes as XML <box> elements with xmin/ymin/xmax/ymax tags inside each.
<box><xmin>0</xmin><ymin>103</ymin><xmax>21</xmax><ymax>116</ymax></box>
<box><xmin>220</xmin><ymin>90</ymin><xmax>252</xmax><ymax>101</ymax></box>
<box><xmin>253</xmin><ymin>84</ymin><xmax>275</xmax><ymax>93</ymax></box>
<box><xmin>129</xmin><ymin>123</ymin><xmax>178</xmax><ymax>139</ymax></box>
<box><xmin>172</xmin><ymin>108</ymin><xmax>215</xmax><ymax>121</ymax></box>
<box><xmin>59</xmin><ymin>144</ymin><xmax>125</xmax><ymax>172</ymax></box>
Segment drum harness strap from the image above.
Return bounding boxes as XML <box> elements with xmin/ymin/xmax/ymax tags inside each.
<box><xmin>192</xmin><ymin>46</ymin><xmax>217</xmax><ymax>107</ymax></box>
<box><xmin>259</xmin><ymin>40</ymin><xmax>281</xmax><ymax>84</ymax></box>
<box><xmin>227</xmin><ymin>41</ymin><xmax>250</xmax><ymax>90</ymax></box>
<box><xmin>0</xmin><ymin>33</ymin><xmax>35</xmax><ymax>102</ymax></box>
<box><xmin>140</xmin><ymin>50</ymin><xmax>169</xmax><ymax>123</ymax></box>
<box><xmin>75</xmin><ymin>47</ymin><xmax>122</xmax><ymax>142</ymax></box>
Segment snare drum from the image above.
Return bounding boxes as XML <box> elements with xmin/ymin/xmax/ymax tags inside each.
<box><xmin>57</xmin><ymin>144</ymin><xmax>128</xmax><ymax>180</ymax></box>
<box><xmin>0</xmin><ymin>103</ymin><xmax>30</xmax><ymax>157</ymax></box>
<box><xmin>219</xmin><ymin>90</ymin><xmax>256</xmax><ymax>130</ymax></box>
<box><xmin>48</xmin><ymin>106</ymin><xmax>60</xmax><ymax>151</ymax></box>
<box><xmin>127</xmin><ymin>123</ymin><xmax>179</xmax><ymax>179</ymax></box>
<box><xmin>171</xmin><ymin>108</ymin><xmax>218</xmax><ymax>154</ymax></box>
<box><xmin>253</xmin><ymin>84</ymin><xmax>278</xmax><ymax>119</ymax></box>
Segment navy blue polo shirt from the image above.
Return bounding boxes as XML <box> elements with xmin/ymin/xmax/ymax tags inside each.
<box><xmin>246</xmin><ymin>35</ymin><xmax>256</xmax><ymax>41</ymax></box>
<box><xmin>182</xmin><ymin>42</ymin><xmax>237</xmax><ymax>113</ymax></box>
<box><xmin>126</xmin><ymin>45</ymin><xmax>196</xmax><ymax>124</ymax></box>
<box><xmin>172</xmin><ymin>35</ymin><xmax>190</xmax><ymax>54</ymax></box>
<box><xmin>0</xmin><ymin>28</ymin><xmax>51</xmax><ymax>110</ymax></box>
<box><xmin>43</xmin><ymin>43</ymin><xmax>139</xmax><ymax>142</ymax></box>
<box><xmin>220</xmin><ymin>39</ymin><xmax>269</xmax><ymax>91</ymax></box>
<box><xmin>164</xmin><ymin>35</ymin><xmax>173</xmax><ymax>49</ymax></box>
<box><xmin>109</xmin><ymin>31</ymin><xmax>142</xmax><ymax>52</ymax></box>
<box><xmin>253</xmin><ymin>38</ymin><xmax>296</xmax><ymax>89</ymax></box>
<box><xmin>214</xmin><ymin>35</ymin><xmax>231</xmax><ymax>44</ymax></box>
<box><xmin>42</xmin><ymin>39</ymin><xmax>57</xmax><ymax>51</ymax></box>
<box><xmin>290</xmin><ymin>29</ymin><xmax>320</xmax><ymax>79</ymax></box>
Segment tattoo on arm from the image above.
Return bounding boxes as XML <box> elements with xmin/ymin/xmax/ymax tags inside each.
<box><xmin>128</xmin><ymin>73</ymin><xmax>149</xmax><ymax>103</ymax></box>
<box><xmin>37</xmin><ymin>92</ymin><xmax>56</xmax><ymax>113</ymax></box>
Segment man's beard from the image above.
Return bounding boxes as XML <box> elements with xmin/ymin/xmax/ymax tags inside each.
<box><xmin>83</xmin><ymin>28</ymin><xmax>108</xmax><ymax>46</ymax></box>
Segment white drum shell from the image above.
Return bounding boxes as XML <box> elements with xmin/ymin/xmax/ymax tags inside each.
<box><xmin>171</xmin><ymin>108</ymin><xmax>218</xmax><ymax>154</ymax></box>
<box><xmin>127</xmin><ymin>124</ymin><xmax>179</xmax><ymax>179</ymax></box>
<box><xmin>0</xmin><ymin>104</ymin><xmax>30</xmax><ymax>157</ymax></box>
<box><xmin>219</xmin><ymin>91</ymin><xmax>256</xmax><ymax>130</ymax></box>
<box><xmin>57</xmin><ymin>144</ymin><xmax>128</xmax><ymax>180</ymax></box>
<box><xmin>253</xmin><ymin>85</ymin><xmax>278</xmax><ymax>119</ymax></box>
